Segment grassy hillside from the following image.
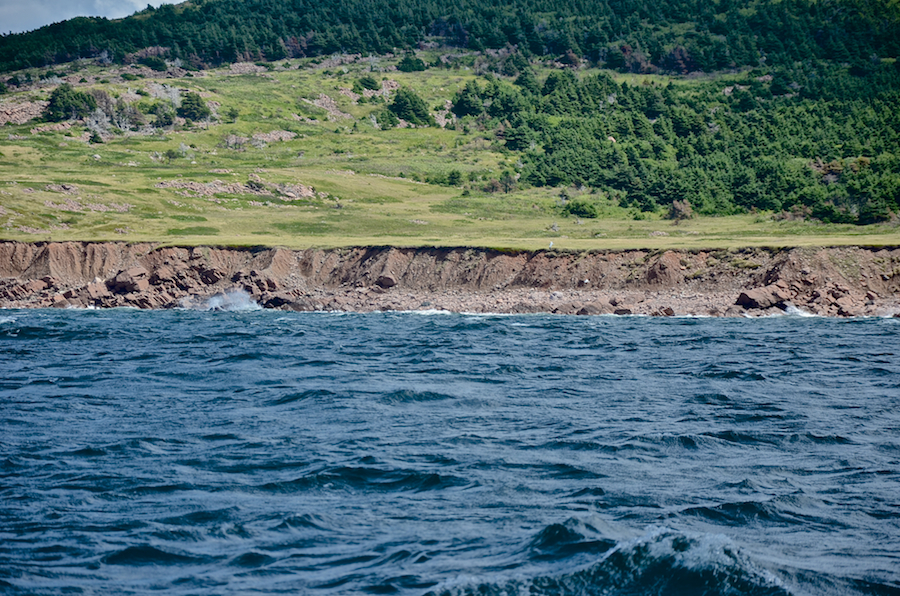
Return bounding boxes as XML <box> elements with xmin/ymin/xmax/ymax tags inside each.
<box><xmin>1</xmin><ymin>54</ymin><xmax>899</xmax><ymax>250</ymax></box>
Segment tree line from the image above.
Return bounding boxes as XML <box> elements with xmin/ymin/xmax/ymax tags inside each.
<box><xmin>1</xmin><ymin>0</ymin><xmax>898</xmax><ymax>73</ymax></box>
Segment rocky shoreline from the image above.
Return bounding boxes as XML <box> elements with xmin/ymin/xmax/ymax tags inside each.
<box><xmin>1</xmin><ymin>241</ymin><xmax>899</xmax><ymax>317</ymax></box>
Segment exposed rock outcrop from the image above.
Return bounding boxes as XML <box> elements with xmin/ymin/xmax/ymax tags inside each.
<box><xmin>0</xmin><ymin>242</ymin><xmax>898</xmax><ymax>316</ymax></box>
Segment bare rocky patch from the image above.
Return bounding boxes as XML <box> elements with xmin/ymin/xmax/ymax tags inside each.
<box><xmin>0</xmin><ymin>242</ymin><xmax>897</xmax><ymax>317</ymax></box>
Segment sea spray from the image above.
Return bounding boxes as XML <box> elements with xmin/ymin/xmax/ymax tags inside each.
<box><xmin>179</xmin><ymin>288</ymin><xmax>261</xmax><ymax>311</ymax></box>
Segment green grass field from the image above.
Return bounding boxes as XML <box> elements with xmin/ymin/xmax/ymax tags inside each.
<box><xmin>2</xmin><ymin>57</ymin><xmax>898</xmax><ymax>250</ymax></box>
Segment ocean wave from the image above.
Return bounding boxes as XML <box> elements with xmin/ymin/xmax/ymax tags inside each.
<box><xmin>179</xmin><ymin>288</ymin><xmax>261</xmax><ymax>311</ymax></box>
<box><xmin>432</xmin><ymin>527</ymin><xmax>791</xmax><ymax>596</ymax></box>
<box><xmin>102</xmin><ymin>544</ymin><xmax>220</xmax><ymax>566</ymax></box>
<box><xmin>258</xmin><ymin>466</ymin><xmax>472</xmax><ymax>494</ymax></box>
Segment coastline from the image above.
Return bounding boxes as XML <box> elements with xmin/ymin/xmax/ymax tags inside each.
<box><xmin>1</xmin><ymin>241</ymin><xmax>899</xmax><ymax>317</ymax></box>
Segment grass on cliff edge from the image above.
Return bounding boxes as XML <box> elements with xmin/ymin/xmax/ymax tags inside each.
<box><xmin>1</xmin><ymin>57</ymin><xmax>899</xmax><ymax>251</ymax></box>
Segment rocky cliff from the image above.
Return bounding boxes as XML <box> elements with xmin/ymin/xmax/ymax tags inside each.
<box><xmin>1</xmin><ymin>241</ymin><xmax>899</xmax><ymax>316</ymax></box>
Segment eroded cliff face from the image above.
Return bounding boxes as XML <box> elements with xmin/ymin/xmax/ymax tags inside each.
<box><xmin>1</xmin><ymin>241</ymin><xmax>899</xmax><ymax>316</ymax></box>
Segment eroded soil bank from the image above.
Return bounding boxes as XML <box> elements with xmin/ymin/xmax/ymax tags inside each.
<box><xmin>2</xmin><ymin>241</ymin><xmax>899</xmax><ymax>317</ymax></box>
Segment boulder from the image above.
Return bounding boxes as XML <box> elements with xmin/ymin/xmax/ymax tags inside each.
<box><xmin>376</xmin><ymin>274</ymin><xmax>397</xmax><ymax>289</ymax></box>
<box><xmin>85</xmin><ymin>282</ymin><xmax>110</xmax><ymax>300</ymax></box>
<box><xmin>736</xmin><ymin>284</ymin><xmax>792</xmax><ymax>310</ymax></box>
<box><xmin>150</xmin><ymin>266</ymin><xmax>175</xmax><ymax>284</ymax></box>
<box><xmin>23</xmin><ymin>279</ymin><xmax>48</xmax><ymax>293</ymax></box>
<box><xmin>262</xmin><ymin>294</ymin><xmax>294</xmax><ymax>308</ymax></box>
<box><xmin>108</xmin><ymin>266</ymin><xmax>150</xmax><ymax>294</ymax></box>
<box><xmin>577</xmin><ymin>303</ymin><xmax>604</xmax><ymax>315</ymax></box>
<box><xmin>553</xmin><ymin>301</ymin><xmax>582</xmax><ymax>314</ymax></box>
<box><xmin>647</xmin><ymin>251</ymin><xmax>684</xmax><ymax>285</ymax></box>
<box><xmin>834</xmin><ymin>295</ymin><xmax>863</xmax><ymax>317</ymax></box>
<box><xmin>198</xmin><ymin>267</ymin><xmax>225</xmax><ymax>285</ymax></box>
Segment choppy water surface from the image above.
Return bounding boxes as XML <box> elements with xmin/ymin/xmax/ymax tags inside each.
<box><xmin>1</xmin><ymin>310</ymin><xmax>899</xmax><ymax>595</ymax></box>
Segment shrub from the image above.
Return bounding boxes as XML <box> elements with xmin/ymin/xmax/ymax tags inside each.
<box><xmin>44</xmin><ymin>83</ymin><xmax>97</xmax><ymax>121</ymax></box>
<box><xmin>139</xmin><ymin>56</ymin><xmax>168</xmax><ymax>71</ymax></box>
<box><xmin>666</xmin><ymin>199</ymin><xmax>694</xmax><ymax>221</ymax></box>
<box><xmin>358</xmin><ymin>75</ymin><xmax>380</xmax><ymax>90</ymax></box>
<box><xmin>563</xmin><ymin>198</ymin><xmax>599</xmax><ymax>218</ymax></box>
<box><xmin>375</xmin><ymin>108</ymin><xmax>399</xmax><ymax>129</ymax></box>
<box><xmin>388</xmin><ymin>88</ymin><xmax>434</xmax><ymax>126</ymax></box>
<box><xmin>397</xmin><ymin>54</ymin><xmax>426</xmax><ymax>72</ymax></box>
<box><xmin>177</xmin><ymin>92</ymin><xmax>211</xmax><ymax>121</ymax></box>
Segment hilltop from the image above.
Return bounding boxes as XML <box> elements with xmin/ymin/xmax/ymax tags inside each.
<box><xmin>2</xmin><ymin>0</ymin><xmax>898</xmax><ymax>74</ymax></box>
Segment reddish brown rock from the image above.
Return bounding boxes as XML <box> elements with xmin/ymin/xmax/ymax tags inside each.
<box><xmin>85</xmin><ymin>282</ymin><xmax>110</xmax><ymax>300</ymax></box>
<box><xmin>108</xmin><ymin>266</ymin><xmax>150</xmax><ymax>294</ymax></box>
<box><xmin>647</xmin><ymin>251</ymin><xmax>684</xmax><ymax>285</ymax></box>
<box><xmin>736</xmin><ymin>284</ymin><xmax>793</xmax><ymax>310</ymax></box>
<box><xmin>150</xmin><ymin>266</ymin><xmax>175</xmax><ymax>284</ymax></box>
<box><xmin>1</xmin><ymin>241</ymin><xmax>899</xmax><ymax>317</ymax></box>
<box><xmin>376</xmin><ymin>274</ymin><xmax>397</xmax><ymax>289</ymax></box>
<box><xmin>577</xmin><ymin>303</ymin><xmax>606</xmax><ymax>315</ymax></box>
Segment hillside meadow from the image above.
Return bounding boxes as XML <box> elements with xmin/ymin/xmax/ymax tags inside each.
<box><xmin>1</xmin><ymin>54</ymin><xmax>899</xmax><ymax>251</ymax></box>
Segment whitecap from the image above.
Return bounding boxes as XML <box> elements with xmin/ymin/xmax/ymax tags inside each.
<box><xmin>783</xmin><ymin>304</ymin><xmax>817</xmax><ymax>317</ymax></box>
<box><xmin>180</xmin><ymin>289</ymin><xmax>261</xmax><ymax>311</ymax></box>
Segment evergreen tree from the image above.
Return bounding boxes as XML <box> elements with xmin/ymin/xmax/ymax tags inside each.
<box><xmin>388</xmin><ymin>88</ymin><xmax>434</xmax><ymax>126</ymax></box>
<box><xmin>44</xmin><ymin>83</ymin><xmax>97</xmax><ymax>121</ymax></box>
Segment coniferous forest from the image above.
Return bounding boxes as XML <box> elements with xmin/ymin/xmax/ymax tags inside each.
<box><xmin>1</xmin><ymin>0</ymin><xmax>899</xmax><ymax>224</ymax></box>
<box><xmin>1</xmin><ymin>0</ymin><xmax>898</xmax><ymax>73</ymax></box>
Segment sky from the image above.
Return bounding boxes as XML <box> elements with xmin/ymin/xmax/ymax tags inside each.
<box><xmin>1</xmin><ymin>0</ymin><xmax>167</xmax><ymax>35</ymax></box>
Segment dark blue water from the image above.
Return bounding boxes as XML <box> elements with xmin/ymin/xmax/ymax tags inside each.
<box><xmin>2</xmin><ymin>309</ymin><xmax>899</xmax><ymax>595</ymax></box>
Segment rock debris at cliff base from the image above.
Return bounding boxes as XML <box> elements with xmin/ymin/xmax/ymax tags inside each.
<box><xmin>1</xmin><ymin>242</ymin><xmax>899</xmax><ymax>317</ymax></box>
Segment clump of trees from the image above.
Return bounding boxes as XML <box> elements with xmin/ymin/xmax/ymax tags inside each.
<box><xmin>448</xmin><ymin>61</ymin><xmax>900</xmax><ymax>225</ymax></box>
<box><xmin>387</xmin><ymin>87</ymin><xmax>434</xmax><ymax>127</ymax></box>
<box><xmin>177</xmin><ymin>92</ymin><xmax>211</xmax><ymax>121</ymax></box>
<box><xmin>44</xmin><ymin>83</ymin><xmax>97</xmax><ymax>121</ymax></box>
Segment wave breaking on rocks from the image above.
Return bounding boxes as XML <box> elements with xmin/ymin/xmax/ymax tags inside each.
<box><xmin>1</xmin><ymin>241</ymin><xmax>899</xmax><ymax>317</ymax></box>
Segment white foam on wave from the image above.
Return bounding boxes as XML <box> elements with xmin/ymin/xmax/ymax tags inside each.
<box><xmin>0</xmin><ymin>315</ymin><xmax>17</xmax><ymax>324</ymax></box>
<box><xmin>783</xmin><ymin>304</ymin><xmax>818</xmax><ymax>317</ymax></box>
<box><xmin>432</xmin><ymin>524</ymin><xmax>790</xmax><ymax>596</ymax></box>
<box><xmin>616</xmin><ymin>525</ymin><xmax>788</xmax><ymax>589</ymax></box>
<box><xmin>409</xmin><ymin>309</ymin><xmax>455</xmax><ymax>315</ymax></box>
<box><xmin>180</xmin><ymin>289</ymin><xmax>261</xmax><ymax>312</ymax></box>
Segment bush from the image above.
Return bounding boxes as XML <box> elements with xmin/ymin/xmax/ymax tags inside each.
<box><xmin>152</xmin><ymin>103</ymin><xmax>175</xmax><ymax>127</ymax></box>
<box><xmin>177</xmin><ymin>92</ymin><xmax>211</xmax><ymax>121</ymax></box>
<box><xmin>358</xmin><ymin>75</ymin><xmax>380</xmax><ymax>90</ymax></box>
<box><xmin>375</xmin><ymin>108</ymin><xmax>399</xmax><ymax>129</ymax></box>
<box><xmin>666</xmin><ymin>199</ymin><xmax>694</xmax><ymax>221</ymax></box>
<box><xmin>397</xmin><ymin>54</ymin><xmax>426</xmax><ymax>72</ymax></box>
<box><xmin>44</xmin><ymin>83</ymin><xmax>97</xmax><ymax>121</ymax></box>
<box><xmin>139</xmin><ymin>56</ymin><xmax>168</xmax><ymax>71</ymax></box>
<box><xmin>563</xmin><ymin>198</ymin><xmax>599</xmax><ymax>218</ymax></box>
<box><xmin>388</xmin><ymin>88</ymin><xmax>434</xmax><ymax>126</ymax></box>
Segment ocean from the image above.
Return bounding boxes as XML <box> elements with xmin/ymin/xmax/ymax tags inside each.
<box><xmin>1</xmin><ymin>308</ymin><xmax>898</xmax><ymax>595</ymax></box>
